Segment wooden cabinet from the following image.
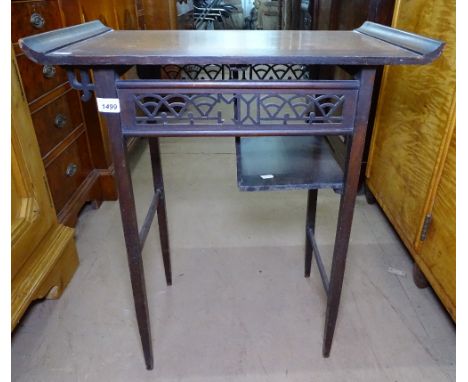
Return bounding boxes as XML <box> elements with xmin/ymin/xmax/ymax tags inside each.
<box><xmin>11</xmin><ymin>0</ymin><xmax>158</xmax><ymax>226</ymax></box>
<box><xmin>12</xmin><ymin>51</ymin><xmax>79</xmax><ymax>330</ymax></box>
<box><xmin>11</xmin><ymin>0</ymin><xmax>179</xmax><ymax>328</ymax></box>
<box><xmin>12</xmin><ymin>0</ymin><xmax>183</xmax><ymax>224</ymax></box>
<box><xmin>77</xmin><ymin>0</ymin><xmax>140</xmax><ymax>29</ymax></box>
<box><xmin>115</xmin><ymin>0</ymin><xmax>140</xmax><ymax>29</ymax></box>
<box><xmin>366</xmin><ymin>0</ymin><xmax>455</xmax><ymax>319</ymax></box>
<box><xmin>418</xmin><ymin>130</ymin><xmax>455</xmax><ymax>319</ymax></box>
<box><xmin>143</xmin><ymin>0</ymin><xmax>178</xmax><ymax>29</ymax></box>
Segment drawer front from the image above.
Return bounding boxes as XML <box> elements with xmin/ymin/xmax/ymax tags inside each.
<box><xmin>16</xmin><ymin>53</ymin><xmax>67</xmax><ymax>102</ymax></box>
<box><xmin>32</xmin><ymin>90</ymin><xmax>83</xmax><ymax>157</ymax></box>
<box><xmin>12</xmin><ymin>0</ymin><xmax>62</xmax><ymax>43</ymax></box>
<box><xmin>46</xmin><ymin>134</ymin><xmax>93</xmax><ymax>214</ymax></box>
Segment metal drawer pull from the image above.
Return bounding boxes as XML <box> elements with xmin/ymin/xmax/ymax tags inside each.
<box><xmin>42</xmin><ymin>65</ymin><xmax>56</xmax><ymax>78</ymax></box>
<box><xmin>30</xmin><ymin>13</ymin><xmax>45</xmax><ymax>29</ymax></box>
<box><xmin>54</xmin><ymin>114</ymin><xmax>67</xmax><ymax>129</ymax></box>
<box><xmin>65</xmin><ymin>163</ymin><xmax>78</xmax><ymax>177</ymax></box>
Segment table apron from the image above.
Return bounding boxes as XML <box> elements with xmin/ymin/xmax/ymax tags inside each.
<box><xmin>116</xmin><ymin>80</ymin><xmax>359</xmax><ymax>136</ymax></box>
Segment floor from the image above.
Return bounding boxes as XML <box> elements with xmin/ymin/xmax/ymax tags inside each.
<box><xmin>12</xmin><ymin>138</ymin><xmax>455</xmax><ymax>382</ymax></box>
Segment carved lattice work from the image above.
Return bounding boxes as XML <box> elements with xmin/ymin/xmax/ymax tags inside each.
<box><xmin>159</xmin><ymin>64</ymin><xmax>310</xmax><ymax>81</ymax></box>
<box><xmin>247</xmin><ymin>64</ymin><xmax>310</xmax><ymax>80</ymax></box>
<box><xmin>161</xmin><ymin>64</ymin><xmax>228</xmax><ymax>80</ymax></box>
<box><xmin>133</xmin><ymin>92</ymin><xmax>345</xmax><ymax>126</ymax></box>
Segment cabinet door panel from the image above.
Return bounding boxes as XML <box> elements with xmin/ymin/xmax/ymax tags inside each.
<box><xmin>418</xmin><ymin>130</ymin><xmax>456</xmax><ymax>320</ymax></box>
<box><xmin>12</xmin><ymin>51</ymin><xmax>79</xmax><ymax>329</ymax></box>
<box><xmin>11</xmin><ymin>53</ymin><xmax>56</xmax><ymax>278</ymax></box>
<box><xmin>366</xmin><ymin>0</ymin><xmax>455</xmax><ymax>250</ymax></box>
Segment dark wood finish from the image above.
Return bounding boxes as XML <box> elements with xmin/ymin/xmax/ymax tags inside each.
<box><xmin>57</xmin><ymin>170</ymin><xmax>103</xmax><ymax>226</ymax></box>
<box><xmin>290</xmin><ymin>0</ymin><xmax>302</xmax><ymax>29</ymax></box>
<box><xmin>317</xmin><ymin>0</ymin><xmax>397</xmax><ymax>187</ymax></box>
<box><xmin>143</xmin><ymin>0</ymin><xmax>178</xmax><ymax>30</ymax></box>
<box><xmin>304</xmin><ymin>189</ymin><xmax>318</xmax><ymax>277</ymax></box>
<box><xmin>328</xmin><ymin>0</ymin><xmax>341</xmax><ymax>30</ymax></box>
<box><xmin>79</xmin><ymin>93</ymin><xmax>113</xmax><ymax>168</ymax></box>
<box><xmin>117</xmin><ymin>79</ymin><xmax>359</xmax><ymax>137</ymax></box>
<box><xmin>27</xmin><ymin>82</ymin><xmax>70</xmax><ymax>113</ymax></box>
<box><xmin>323</xmin><ymin>68</ymin><xmax>375</xmax><ymax>357</ymax></box>
<box><xmin>43</xmin><ymin>124</ymin><xmax>86</xmax><ymax>167</ymax></box>
<box><xmin>18</xmin><ymin>20</ymin><xmax>443</xmax><ymax>369</ymax></box>
<box><xmin>77</xmin><ymin>0</ymin><xmax>119</xmax><ymax>28</ymax></box>
<box><xmin>138</xmin><ymin>189</ymin><xmax>160</xmax><ymax>248</ymax></box>
<box><xmin>368</xmin><ymin>0</ymin><xmax>396</xmax><ymax>25</ymax></box>
<box><xmin>32</xmin><ymin>88</ymin><xmax>83</xmax><ymax>156</ymax></box>
<box><xmin>148</xmin><ymin>138</ymin><xmax>172</xmax><ymax>286</ymax></box>
<box><xmin>45</xmin><ymin>131</ymin><xmax>93</xmax><ymax>214</ymax></box>
<box><xmin>363</xmin><ymin>0</ymin><xmax>397</xmax><ymax>187</ymax></box>
<box><xmin>19</xmin><ymin>21</ymin><xmax>444</xmax><ymax>66</ymax></box>
<box><xmin>11</xmin><ymin>0</ymin><xmax>63</xmax><ymax>42</ymax></box>
<box><xmin>76</xmin><ymin>0</ymin><xmax>146</xmax><ymax>204</ymax></box>
<box><xmin>413</xmin><ymin>263</ymin><xmax>429</xmax><ymax>289</ymax></box>
<box><xmin>58</xmin><ymin>0</ymin><xmax>83</xmax><ymax>26</ymax></box>
<box><xmin>364</xmin><ymin>183</ymin><xmax>377</xmax><ymax>204</ymax></box>
<box><xmin>299</xmin><ymin>1</ymin><xmax>312</xmax><ymax>30</ymax></box>
<box><xmin>307</xmin><ymin>226</ymin><xmax>330</xmax><ymax>292</ymax></box>
<box><xmin>236</xmin><ymin>137</ymin><xmax>343</xmax><ymax>191</ymax></box>
<box><xmin>11</xmin><ymin>1</ymin><xmax>152</xmax><ymax>227</ymax></box>
<box><xmin>115</xmin><ymin>0</ymin><xmax>139</xmax><ymax>30</ymax></box>
<box><xmin>15</xmin><ymin>53</ymin><xmax>67</xmax><ymax>103</ymax></box>
<box><xmin>93</xmin><ymin>68</ymin><xmax>153</xmax><ymax>370</ymax></box>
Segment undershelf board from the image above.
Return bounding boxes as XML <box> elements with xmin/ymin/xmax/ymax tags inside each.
<box><xmin>236</xmin><ymin>136</ymin><xmax>344</xmax><ymax>191</ymax></box>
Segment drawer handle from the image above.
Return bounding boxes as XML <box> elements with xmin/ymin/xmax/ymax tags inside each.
<box><xmin>42</xmin><ymin>65</ymin><xmax>56</xmax><ymax>79</ymax></box>
<box><xmin>54</xmin><ymin>114</ymin><xmax>67</xmax><ymax>129</ymax></box>
<box><xmin>65</xmin><ymin>163</ymin><xmax>78</xmax><ymax>177</ymax></box>
<box><xmin>30</xmin><ymin>13</ymin><xmax>45</xmax><ymax>29</ymax></box>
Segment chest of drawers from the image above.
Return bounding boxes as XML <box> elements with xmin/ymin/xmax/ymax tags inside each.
<box><xmin>12</xmin><ymin>0</ymin><xmax>118</xmax><ymax>226</ymax></box>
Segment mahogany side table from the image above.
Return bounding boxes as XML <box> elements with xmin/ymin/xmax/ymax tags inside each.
<box><xmin>20</xmin><ymin>21</ymin><xmax>443</xmax><ymax>370</ymax></box>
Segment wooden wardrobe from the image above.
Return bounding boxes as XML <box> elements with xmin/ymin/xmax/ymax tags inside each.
<box><xmin>366</xmin><ymin>0</ymin><xmax>456</xmax><ymax>319</ymax></box>
<box><xmin>12</xmin><ymin>52</ymin><xmax>79</xmax><ymax>330</ymax></box>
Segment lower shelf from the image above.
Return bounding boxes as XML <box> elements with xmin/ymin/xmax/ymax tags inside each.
<box><xmin>236</xmin><ymin>136</ymin><xmax>344</xmax><ymax>191</ymax></box>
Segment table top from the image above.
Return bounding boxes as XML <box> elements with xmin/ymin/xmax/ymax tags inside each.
<box><xmin>19</xmin><ymin>21</ymin><xmax>444</xmax><ymax>67</ymax></box>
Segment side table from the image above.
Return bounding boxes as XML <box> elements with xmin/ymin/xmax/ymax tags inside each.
<box><xmin>20</xmin><ymin>21</ymin><xmax>444</xmax><ymax>369</ymax></box>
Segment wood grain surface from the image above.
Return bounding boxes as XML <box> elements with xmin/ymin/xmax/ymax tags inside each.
<box><xmin>11</xmin><ymin>52</ymin><xmax>56</xmax><ymax>279</ymax></box>
<box><xmin>48</xmin><ymin>29</ymin><xmax>425</xmax><ymax>62</ymax></box>
<box><xmin>77</xmin><ymin>0</ymin><xmax>119</xmax><ymax>29</ymax></box>
<box><xmin>19</xmin><ymin>21</ymin><xmax>444</xmax><ymax>66</ymax></box>
<box><xmin>143</xmin><ymin>0</ymin><xmax>178</xmax><ymax>30</ymax></box>
<box><xmin>11</xmin><ymin>51</ymin><xmax>79</xmax><ymax>330</ymax></box>
<box><xmin>366</xmin><ymin>0</ymin><xmax>455</xmax><ymax>251</ymax></box>
<box><xmin>418</xmin><ymin>129</ymin><xmax>456</xmax><ymax>320</ymax></box>
<box><xmin>366</xmin><ymin>0</ymin><xmax>455</xmax><ymax>318</ymax></box>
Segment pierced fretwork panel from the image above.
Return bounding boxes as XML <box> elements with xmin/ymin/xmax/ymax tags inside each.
<box><xmin>133</xmin><ymin>93</ymin><xmax>345</xmax><ymax>126</ymax></box>
<box><xmin>243</xmin><ymin>64</ymin><xmax>311</xmax><ymax>81</ymax></box>
<box><xmin>117</xmin><ymin>81</ymin><xmax>359</xmax><ymax>135</ymax></box>
<box><xmin>161</xmin><ymin>64</ymin><xmax>228</xmax><ymax>80</ymax></box>
<box><xmin>159</xmin><ymin>64</ymin><xmax>310</xmax><ymax>81</ymax></box>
